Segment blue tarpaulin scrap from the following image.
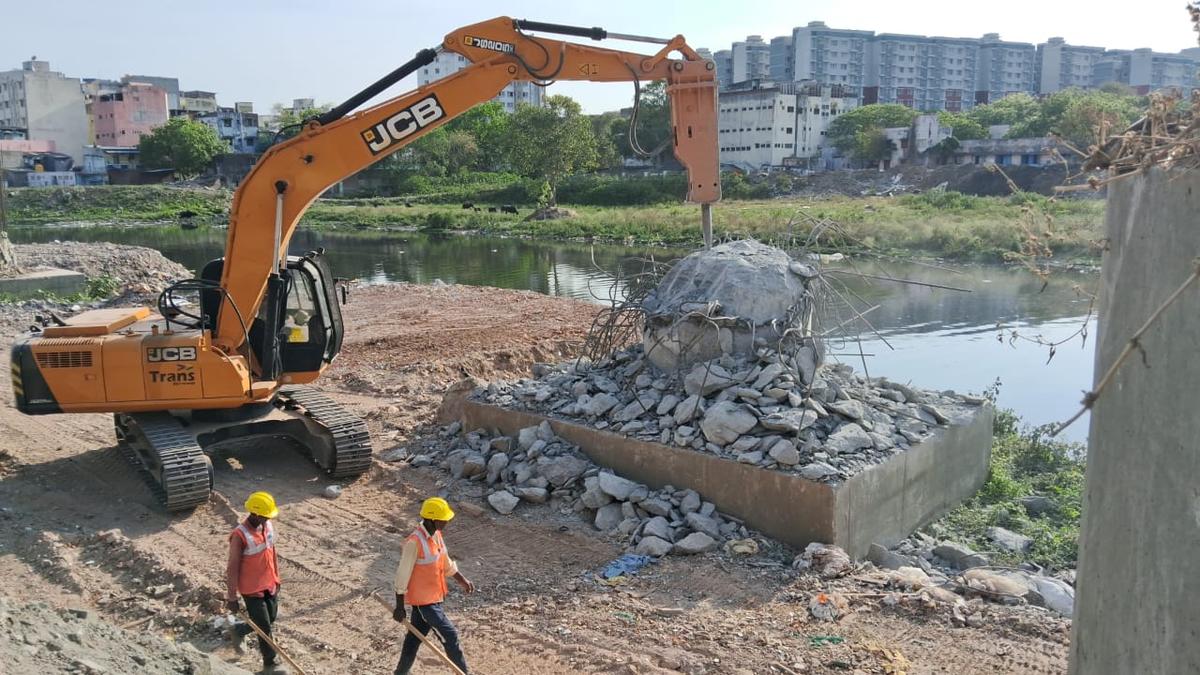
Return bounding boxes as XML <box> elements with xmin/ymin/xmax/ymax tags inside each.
<box><xmin>600</xmin><ymin>553</ymin><xmax>654</xmax><ymax>579</ymax></box>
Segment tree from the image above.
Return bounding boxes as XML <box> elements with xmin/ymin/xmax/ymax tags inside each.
<box><xmin>406</xmin><ymin>128</ymin><xmax>479</xmax><ymax>176</ymax></box>
<box><xmin>502</xmin><ymin>95</ymin><xmax>598</xmax><ymax>205</ymax></box>
<box><xmin>853</xmin><ymin>128</ymin><xmax>897</xmax><ymax>164</ymax></box>
<box><xmin>268</xmin><ymin>102</ymin><xmax>332</xmax><ymax>131</ymax></box>
<box><xmin>937</xmin><ymin>111</ymin><xmax>987</xmax><ymax>140</ymax></box>
<box><xmin>827</xmin><ymin>104</ymin><xmax>918</xmax><ymax>155</ymax></box>
<box><xmin>590</xmin><ymin>111</ymin><xmax>625</xmax><ymax>170</ymax></box>
<box><xmin>966</xmin><ymin>93</ymin><xmax>1039</xmax><ymax>127</ymax></box>
<box><xmin>444</xmin><ymin>101</ymin><xmax>509</xmax><ymax>170</ymax></box>
<box><xmin>138</xmin><ymin>117</ymin><xmax>227</xmax><ymax>177</ymax></box>
<box><xmin>1005</xmin><ymin>89</ymin><xmax>1143</xmax><ymax>147</ymax></box>
<box><xmin>1098</xmin><ymin>81</ymin><xmax>1136</xmax><ymax>96</ymax></box>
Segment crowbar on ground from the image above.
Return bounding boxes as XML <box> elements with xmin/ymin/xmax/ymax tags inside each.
<box><xmin>237</xmin><ymin>610</ymin><xmax>309</xmax><ymax>675</ymax></box>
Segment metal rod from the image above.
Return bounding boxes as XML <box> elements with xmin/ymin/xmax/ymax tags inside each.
<box><xmin>273</xmin><ymin>181</ymin><xmax>286</xmax><ymax>272</ymax></box>
<box><xmin>606</xmin><ymin>31</ymin><xmax>672</xmax><ymax>45</ymax></box>
<box><xmin>701</xmin><ymin>204</ymin><xmax>713</xmax><ymax>249</ymax></box>
<box><xmin>824</xmin><ymin>269</ymin><xmax>972</xmax><ymax>293</ymax></box>
<box><xmin>238</xmin><ymin>611</ymin><xmax>308</xmax><ymax>675</ymax></box>
<box><xmin>0</xmin><ymin>168</ymin><xmax>8</xmax><ymax>232</ymax></box>
<box><xmin>317</xmin><ymin>48</ymin><xmax>439</xmax><ymax>126</ymax></box>
<box><xmin>403</xmin><ymin>619</ymin><xmax>468</xmax><ymax>675</ymax></box>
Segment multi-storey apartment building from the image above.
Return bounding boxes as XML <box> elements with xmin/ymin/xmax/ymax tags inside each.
<box><xmin>1037</xmin><ymin>38</ymin><xmax>1107</xmax><ymax>93</ymax></box>
<box><xmin>731</xmin><ymin>36</ymin><xmax>771</xmax><ymax>84</ymax></box>
<box><xmin>417</xmin><ymin>51</ymin><xmax>543</xmax><ymax>113</ymax></box>
<box><xmin>865</xmin><ymin>35</ymin><xmax>978</xmax><ymax>111</ymax></box>
<box><xmin>792</xmin><ymin>22</ymin><xmax>872</xmax><ymax>97</ymax></box>
<box><xmin>975</xmin><ymin>33</ymin><xmax>1037</xmax><ymax>104</ymax></box>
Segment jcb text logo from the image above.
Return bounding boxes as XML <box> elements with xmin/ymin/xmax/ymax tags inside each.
<box><xmin>146</xmin><ymin>347</ymin><xmax>197</xmax><ymax>362</ymax></box>
<box><xmin>464</xmin><ymin>36</ymin><xmax>514</xmax><ymax>53</ymax></box>
<box><xmin>361</xmin><ymin>95</ymin><xmax>445</xmax><ymax>155</ymax></box>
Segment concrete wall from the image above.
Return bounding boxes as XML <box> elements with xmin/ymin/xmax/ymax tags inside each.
<box><xmin>442</xmin><ymin>389</ymin><xmax>993</xmax><ymax>558</ymax></box>
<box><xmin>1069</xmin><ymin>167</ymin><xmax>1200</xmax><ymax>674</ymax></box>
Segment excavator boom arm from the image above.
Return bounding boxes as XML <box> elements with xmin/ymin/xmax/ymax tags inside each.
<box><xmin>215</xmin><ymin>16</ymin><xmax>719</xmax><ymax>351</ymax></box>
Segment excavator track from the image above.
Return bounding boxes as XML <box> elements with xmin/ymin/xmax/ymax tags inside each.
<box><xmin>114</xmin><ymin>412</ymin><xmax>213</xmax><ymax>511</ymax></box>
<box><xmin>275</xmin><ymin>386</ymin><xmax>372</xmax><ymax>478</ymax></box>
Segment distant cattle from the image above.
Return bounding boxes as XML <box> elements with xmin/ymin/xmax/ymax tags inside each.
<box><xmin>501</xmin><ymin>204</ymin><xmax>518</xmax><ymax>214</ymax></box>
<box><xmin>404</xmin><ymin>201</ymin><xmax>413</xmax><ymax>207</ymax></box>
<box><xmin>487</xmin><ymin>207</ymin><xmax>498</xmax><ymax>213</ymax></box>
<box><xmin>462</xmin><ymin>202</ymin><xmax>474</xmax><ymax>209</ymax></box>
<box><xmin>473</xmin><ymin>207</ymin><xmax>481</xmax><ymax>212</ymax></box>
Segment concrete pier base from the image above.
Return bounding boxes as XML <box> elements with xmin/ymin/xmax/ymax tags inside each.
<box><xmin>440</xmin><ymin>390</ymin><xmax>993</xmax><ymax>558</ymax></box>
<box><xmin>1070</xmin><ymin>168</ymin><xmax>1200</xmax><ymax>675</ymax></box>
<box><xmin>0</xmin><ymin>268</ymin><xmax>86</xmax><ymax>298</ymax></box>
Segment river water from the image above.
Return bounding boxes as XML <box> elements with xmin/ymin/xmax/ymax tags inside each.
<box><xmin>11</xmin><ymin>225</ymin><xmax>1097</xmax><ymax>443</ymax></box>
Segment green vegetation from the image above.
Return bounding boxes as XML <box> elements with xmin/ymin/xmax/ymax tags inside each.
<box><xmin>502</xmin><ymin>95</ymin><xmax>600</xmax><ymax>205</ymax></box>
<box><xmin>302</xmin><ymin>190</ymin><xmax>1103</xmax><ymax>261</ymax></box>
<box><xmin>8</xmin><ymin>185</ymin><xmax>229</xmax><ymax>224</ymax></box>
<box><xmin>927</xmin><ymin>406</ymin><xmax>1085</xmax><ymax>569</ymax></box>
<box><xmin>138</xmin><ymin>118</ymin><xmax>228</xmax><ymax>177</ymax></box>
<box><xmin>827</xmin><ymin>104</ymin><xmax>919</xmax><ymax>162</ymax></box>
<box><xmin>9</xmin><ymin>184</ymin><xmax>1103</xmax><ymax>262</ymax></box>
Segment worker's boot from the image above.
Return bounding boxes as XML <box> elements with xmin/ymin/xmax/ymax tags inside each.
<box><xmin>261</xmin><ymin>661</ymin><xmax>290</xmax><ymax>674</ymax></box>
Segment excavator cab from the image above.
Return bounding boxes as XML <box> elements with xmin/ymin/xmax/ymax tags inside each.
<box><xmin>199</xmin><ymin>249</ymin><xmax>345</xmax><ymax>381</ymax></box>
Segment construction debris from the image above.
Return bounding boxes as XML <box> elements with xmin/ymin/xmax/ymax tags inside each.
<box><xmin>428</xmin><ymin>421</ymin><xmax>759</xmax><ymax>558</ymax></box>
<box><xmin>0</xmin><ymin>596</ymin><xmax>250</xmax><ymax>674</ymax></box>
<box><xmin>474</xmin><ymin>346</ymin><xmax>980</xmax><ymax>483</ymax></box>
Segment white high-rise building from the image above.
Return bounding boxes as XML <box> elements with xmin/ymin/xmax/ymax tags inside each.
<box><xmin>731</xmin><ymin>36</ymin><xmax>771</xmax><ymax>84</ymax></box>
<box><xmin>1037</xmin><ymin>38</ymin><xmax>1107</xmax><ymax>93</ymax></box>
<box><xmin>417</xmin><ymin>52</ymin><xmax>543</xmax><ymax>113</ymax></box>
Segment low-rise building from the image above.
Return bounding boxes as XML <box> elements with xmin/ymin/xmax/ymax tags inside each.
<box><xmin>93</xmin><ymin>82</ymin><xmax>169</xmax><ymax>147</ymax></box>
<box><xmin>718</xmin><ymin>81</ymin><xmax>858</xmax><ymax>170</ymax></box>
<box><xmin>955</xmin><ymin>137</ymin><xmax>1054</xmax><ymax>166</ymax></box>
<box><xmin>198</xmin><ymin>107</ymin><xmax>259</xmax><ymax>153</ymax></box>
<box><xmin>178</xmin><ymin>90</ymin><xmax>218</xmax><ymax>115</ymax></box>
<box><xmin>0</xmin><ymin>59</ymin><xmax>89</xmax><ymax>164</ymax></box>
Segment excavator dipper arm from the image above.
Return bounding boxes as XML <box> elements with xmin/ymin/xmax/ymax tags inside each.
<box><xmin>215</xmin><ymin>16</ymin><xmax>720</xmax><ymax>352</ymax></box>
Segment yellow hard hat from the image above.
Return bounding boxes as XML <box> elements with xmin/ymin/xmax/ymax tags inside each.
<box><xmin>245</xmin><ymin>491</ymin><xmax>279</xmax><ymax>519</ymax></box>
<box><xmin>420</xmin><ymin>497</ymin><xmax>455</xmax><ymax>522</ymax></box>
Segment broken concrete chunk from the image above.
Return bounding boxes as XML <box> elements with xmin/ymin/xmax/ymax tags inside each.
<box><xmin>512</xmin><ymin>487</ymin><xmax>548</xmax><ymax>503</ymax></box>
<box><xmin>536</xmin><ymin>455</ymin><xmax>589</xmax><ymax>488</ymax></box>
<box><xmin>643</xmin><ymin>516</ymin><xmax>672</xmax><ymax>541</ymax></box>
<box><xmin>517</xmin><ymin>426</ymin><xmax>539</xmax><ymax>451</ymax></box>
<box><xmin>800</xmin><ymin>462</ymin><xmax>839</xmax><ymax>481</ymax></box>
<box><xmin>825</xmin><ymin>423</ymin><xmax>873</xmax><ymax>455</ymax></box>
<box><xmin>683</xmin><ymin>363</ymin><xmax>737</xmax><ymax>397</ymax></box>
<box><xmin>596</xmin><ymin>472</ymin><xmax>640</xmax><ymax>501</ymax></box>
<box><xmin>699</xmin><ymin>401</ymin><xmax>757</xmax><ymax>445</ymax></box>
<box><xmin>684</xmin><ymin>512</ymin><xmax>722</xmax><ymax>540</ymax></box>
<box><xmin>828</xmin><ymin>399</ymin><xmax>867</xmax><ymax>421</ymax></box>
<box><xmin>635</xmin><ymin>535</ymin><xmax>673</xmax><ymax>557</ymax></box>
<box><xmin>580</xmin><ymin>393</ymin><xmax>620</xmax><ymax>417</ymax></box>
<box><xmin>656</xmin><ymin>394</ymin><xmax>681</xmax><ymax>416</ymax></box>
<box><xmin>767</xmin><ymin>439</ymin><xmax>802</xmax><ymax>466</ymax></box>
<box><xmin>594</xmin><ymin>503</ymin><xmax>625</xmax><ymax>531</ymax></box>
<box><xmin>640</xmin><ymin>498</ymin><xmax>672</xmax><ymax>518</ymax></box>
<box><xmin>673</xmin><ymin>532</ymin><xmax>717</xmax><ymax>555</ymax></box>
<box><xmin>679</xmin><ymin>490</ymin><xmax>701</xmax><ymax>515</ymax></box>
<box><xmin>487</xmin><ymin>491</ymin><xmax>520</xmax><ymax>515</ymax></box>
<box><xmin>987</xmin><ymin>526</ymin><xmax>1033</xmax><ymax>553</ymax></box>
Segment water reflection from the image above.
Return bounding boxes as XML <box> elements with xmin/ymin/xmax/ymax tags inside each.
<box><xmin>11</xmin><ymin>225</ymin><xmax>1096</xmax><ymax>443</ymax></box>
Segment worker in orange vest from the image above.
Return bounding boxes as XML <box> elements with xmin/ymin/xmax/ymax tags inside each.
<box><xmin>392</xmin><ymin>497</ymin><xmax>475</xmax><ymax>674</ymax></box>
<box><xmin>226</xmin><ymin>491</ymin><xmax>284</xmax><ymax>672</ymax></box>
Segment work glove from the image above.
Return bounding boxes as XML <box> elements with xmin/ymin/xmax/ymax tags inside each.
<box><xmin>392</xmin><ymin>606</ymin><xmax>406</xmax><ymax>624</ymax></box>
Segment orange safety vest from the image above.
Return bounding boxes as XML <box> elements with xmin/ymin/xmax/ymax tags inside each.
<box><xmin>232</xmin><ymin>520</ymin><xmax>280</xmax><ymax>597</ymax></box>
<box><xmin>405</xmin><ymin>526</ymin><xmax>449</xmax><ymax>607</ymax></box>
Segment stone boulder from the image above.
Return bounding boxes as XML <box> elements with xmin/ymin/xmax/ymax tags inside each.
<box><xmin>699</xmin><ymin>401</ymin><xmax>757</xmax><ymax>445</ymax></box>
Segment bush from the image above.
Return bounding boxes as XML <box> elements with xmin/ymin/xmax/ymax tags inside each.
<box><xmin>419</xmin><ymin>211</ymin><xmax>455</xmax><ymax>231</ymax></box>
<box><xmin>900</xmin><ymin>190</ymin><xmax>982</xmax><ymax>211</ymax></box>
<box><xmin>930</xmin><ymin>408</ymin><xmax>1085</xmax><ymax>569</ymax></box>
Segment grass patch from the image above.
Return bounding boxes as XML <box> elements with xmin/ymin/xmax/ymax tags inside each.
<box><xmin>9</xmin><ymin>185</ymin><xmax>1105</xmax><ymax>262</ymax></box>
<box><xmin>925</xmin><ymin>405</ymin><xmax>1085</xmax><ymax>569</ymax></box>
<box><xmin>8</xmin><ymin>185</ymin><xmax>229</xmax><ymax>224</ymax></box>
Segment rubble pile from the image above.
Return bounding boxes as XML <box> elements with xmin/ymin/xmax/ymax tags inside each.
<box><xmin>414</xmin><ymin>421</ymin><xmax>758</xmax><ymax>557</ymax></box>
<box><xmin>471</xmin><ymin>239</ymin><xmax>985</xmax><ymax>483</ymax></box>
<box><xmin>14</xmin><ymin>242</ymin><xmax>190</xmax><ymax>297</ymax></box>
<box><xmin>473</xmin><ymin>348</ymin><xmax>984</xmax><ymax>483</ymax></box>
<box><xmin>0</xmin><ymin>596</ymin><xmax>250</xmax><ymax>675</ymax></box>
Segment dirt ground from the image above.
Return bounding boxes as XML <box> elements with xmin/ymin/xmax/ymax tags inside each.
<box><xmin>0</xmin><ymin>283</ymin><xmax>1070</xmax><ymax>674</ymax></box>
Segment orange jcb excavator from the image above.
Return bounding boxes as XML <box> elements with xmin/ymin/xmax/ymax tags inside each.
<box><xmin>9</xmin><ymin>17</ymin><xmax>720</xmax><ymax>510</ymax></box>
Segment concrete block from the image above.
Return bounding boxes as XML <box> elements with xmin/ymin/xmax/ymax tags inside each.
<box><xmin>0</xmin><ymin>268</ymin><xmax>86</xmax><ymax>298</ymax></box>
<box><xmin>440</xmin><ymin>389</ymin><xmax>992</xmax><ymax>558</ymax></box>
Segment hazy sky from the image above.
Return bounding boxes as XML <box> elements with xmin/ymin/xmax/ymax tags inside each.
<box><xmin>4</xmin><ymin>0</ymin><xmax>1197</xmax><ymax>114</ymax></box>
